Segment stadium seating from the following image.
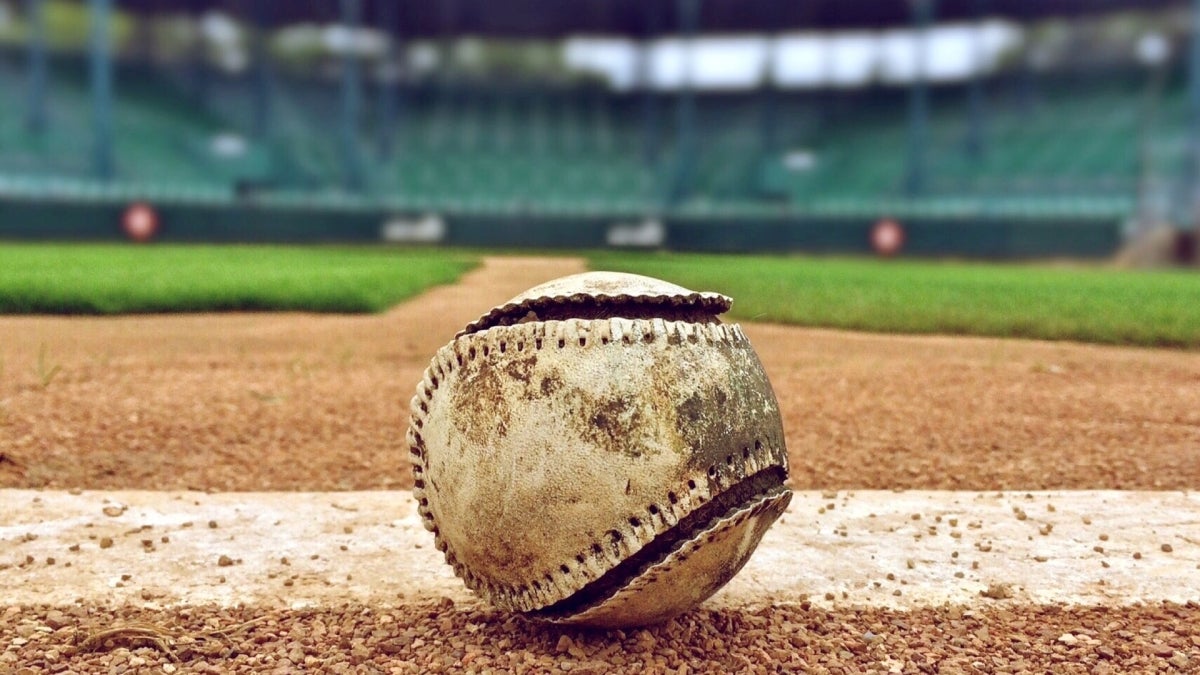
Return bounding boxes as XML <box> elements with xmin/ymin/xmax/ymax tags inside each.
<box><xmin>0</xmin><ymin>56</ymin><xmax>1185</xmax><ymax>221</ymax></box>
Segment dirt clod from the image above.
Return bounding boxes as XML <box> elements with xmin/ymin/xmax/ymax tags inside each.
<box><xmin>981</xmin><ymin>583</ymin><xmax>1015</xmax><ymax>600</ymax></box>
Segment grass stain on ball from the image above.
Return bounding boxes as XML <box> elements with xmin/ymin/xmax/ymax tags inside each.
<box><xmin>408</xmin><ymin>271</ymin><xmax>791</xmax><ymax>627</ymax></box>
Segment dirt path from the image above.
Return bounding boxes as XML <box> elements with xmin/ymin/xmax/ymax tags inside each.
<box><xmin>1</xmin><ymin>254</ymin><xmax>1197</xmax><ymax>493</ymax></box>
<box><xmin>0</xmin><ymin>256</ymin><xmax>586</xmax><ymax>491</ymax></box>
<box><xmin>751</xmin><ymin>323</ymin><xmax>1200</xmax><ymax>491</ymax></box>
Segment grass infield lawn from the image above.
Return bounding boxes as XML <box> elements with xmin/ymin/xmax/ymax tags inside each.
<box><xmin>589</xmin><ymin>252</ymin><xmax>1200</xmax><ymax>348</ymax></box>
<box><xmin>0</xmin><ymin>244</ymin><xmax>477</xmax><ymax>314</ymax></box>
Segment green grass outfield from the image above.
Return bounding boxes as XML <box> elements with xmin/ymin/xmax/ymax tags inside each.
<box><xmin>0</xmin><ymin>244</ymin><xmax>477</xmax><ymax>314</ymax></box>
<box><xmin>3</xmin><ymin>245</ymin><xmax>1197</xmax><ymax>348</ymax></box>
<box><xmin>589</xmin><ymin>252</ymin><xmax>1200</xmax><ymax>348</ymax></box>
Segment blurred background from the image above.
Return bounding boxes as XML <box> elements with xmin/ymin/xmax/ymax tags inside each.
<box><xmin>0</xmin><ymin>0</ymin><xmax>1197</xmax><ymax>262</ymax></box>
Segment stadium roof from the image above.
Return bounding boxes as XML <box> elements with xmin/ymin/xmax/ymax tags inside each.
<box><xmin>124</xmin><ymin>0</ymin><xmax>1184</xmax><ymax>37</ymax></box>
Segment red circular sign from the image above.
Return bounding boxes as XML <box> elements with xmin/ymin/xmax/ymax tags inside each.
<box><xmin>871</xmin><ymin>218</ymin><xmax>905</xmax><ymax>256</ymax></box>
<box><xmin>122</xmin><ymin>203</ymin><xmax>159</xmax><ymax>242</ymax></box>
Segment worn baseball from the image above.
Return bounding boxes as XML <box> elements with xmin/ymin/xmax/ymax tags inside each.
<box><xmin>407</xmin><ymin>271</ymin><xmax>791</xmax><ymax>627</ymax></box>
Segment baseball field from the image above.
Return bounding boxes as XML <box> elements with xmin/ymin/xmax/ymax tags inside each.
<box><xmin>2</xmin><ymin>245</ymin><xmax>1198</xmax><ymax>672</ymax></box>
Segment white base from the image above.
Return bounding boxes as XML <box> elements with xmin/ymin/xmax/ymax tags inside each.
<box><xmin>2</xmin><ymin>490</ymin><xmax>1196</xmax><ymax>609</ymax></box>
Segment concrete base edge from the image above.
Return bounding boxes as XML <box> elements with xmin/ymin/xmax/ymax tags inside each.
<box><xmin>2</xmin><ymin>489</ymin><xmax>1196</xmax><ymax>610</ymax></box>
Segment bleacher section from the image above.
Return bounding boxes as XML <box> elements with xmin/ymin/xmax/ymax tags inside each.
<box><xmin>0</xmin><ymin>55</ymin><xmax>1187</xmax><ymax>225</ymax></box>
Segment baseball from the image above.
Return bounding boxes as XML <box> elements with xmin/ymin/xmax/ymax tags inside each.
<box><xmin>407</xmin><ymin>271</ymin><xmax>792</xmax><ymax>627</ymax></box>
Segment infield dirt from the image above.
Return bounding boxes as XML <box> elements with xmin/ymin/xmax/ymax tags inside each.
<box><xmin>1</xmin><ymin>256</ymin><xmax>1197</xmax><ymax>492</ymax></box>
<box><xmin>2</xmin><ymin>255</ymin><xmax>1198</xmax><ymax>673</ymax></box>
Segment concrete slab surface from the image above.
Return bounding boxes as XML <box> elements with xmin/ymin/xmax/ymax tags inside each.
<box><xmin>2</xmin><ymin>489</ymin><xmax>1197</xmax><ymax>609</ymax></box>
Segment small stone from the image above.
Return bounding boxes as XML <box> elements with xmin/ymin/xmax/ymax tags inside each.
<box><xmin>102</xmin><ymin>505</ymin><xmax>125</xmax><ymax>517</ymax></box>
<box><xmin>1161</xmin><ymin>543</ymin><xmax>1173</xmax><ymax>553</ymax></box>
<box><xmin>43</xmin><ymin>610</ymin><xmax>68</xmax><ymax>629</ymax></box>
<box><xmin>1147</xmin><ymin>638</ymin><xmax>1176</xmax><ymax>653</ymax></box>
<box><xmin>99</xmin><ymin>537</ymin><xmax>114</xmax><ymax>549</ymax></box>
<box><xmin>1149</xmin><ymin>644</ymin><xmax>1175</xmax><ymax>657</ymax></box>
<box><xmin>980</xmin><ymin>583</ymin><xmax>1013</xmax><ymax>600</ymax></box>
<box><xmin>218</xmin><ymin>554</ymin><xmax>234</xmax><ymax>567</ymax></box>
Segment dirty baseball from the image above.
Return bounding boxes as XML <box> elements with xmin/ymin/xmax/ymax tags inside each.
<box><xmin>407</xmin><ymin>271</ymin><xmax>792</xmax><ymax>627</ymax></box>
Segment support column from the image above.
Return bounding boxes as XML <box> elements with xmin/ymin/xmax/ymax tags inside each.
<box><xmin>965</xmin><ymin>0</ymin><xmax>987</xmax><ymax>160</ymax></box>
<box><xmin>1185</xmin><ymin>0</ymin><xmax>1200</xmax><ymax>225</ymax></box>
<box><xmin>340</xmin><ymin>0</ymin><xmax>364</xmax><ymax>191</ymax></box>
<box><xmin>26</xmin><ymin>0</ymin><xmax>47</xmax><ymax>134</ymax></box>
<box><xmin>640</xmin><ymin>2</ymin><xmax>660</xmax><ymax>167</ymax></box>
<box><xmin>905</xmin><ymin>0</ymin><xmax>934</xmax><ymax>197</ymax></box>
<box><xmin>759</xmin><ymin>24</ymin><xmax>780</xmax><ymax>169</ymax></box>
<box><xmin>250</xmin><ymin>0</ymin><xmax>272</xmax><ymax>141</ymax></box>
<box><xmin>668</xmin><ymin>0</ymin><xmax>701</xmax><ymax>207</ymax></box>
<box><xmin>89</xmin><ymin>0</ymin><xmax>113</xmax><ymax>181</ymax></box>
<box><xmin>189</xmin><ymin>0</ymin><xmax>209</xmax><ymax>107</ymax></box>
<box><xmin>376</xmin><ymin>0</ymin><xmax>401</xmax><ymax>159</ymax></box>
